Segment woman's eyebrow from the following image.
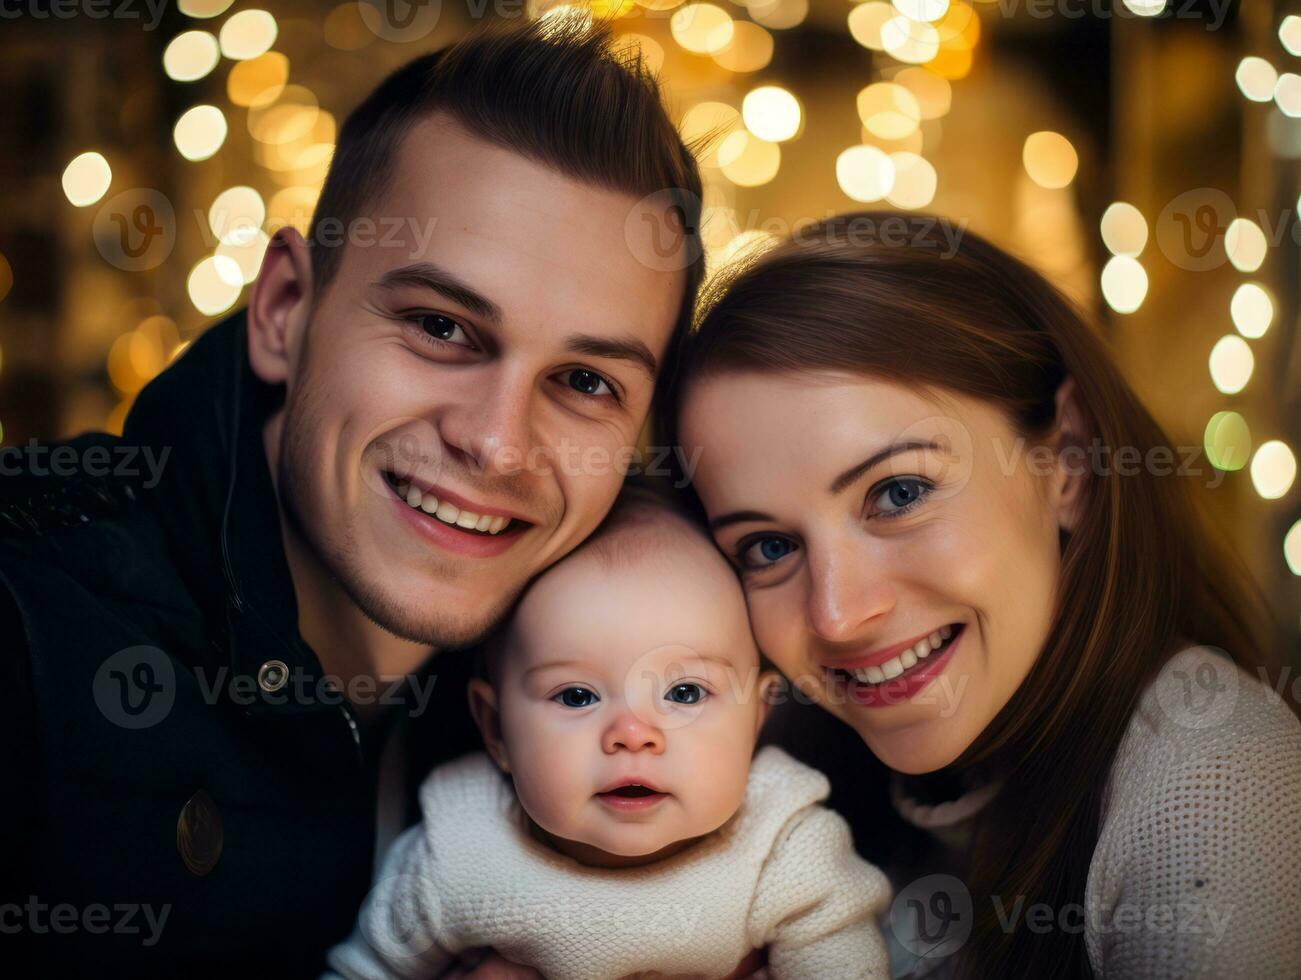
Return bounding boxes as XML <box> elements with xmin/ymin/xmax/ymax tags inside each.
<box><xmin>709</xmin><ymin>510</ymin><xmax>775</xmax><ymax>531</ymax></box>
<box><xmin>828</xmin><ymin>439</ymin><xmax>943</xmax><ymax>494</ymax></box>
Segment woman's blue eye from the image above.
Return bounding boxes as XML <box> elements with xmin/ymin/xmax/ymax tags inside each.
<box><xmin>665</xmin><ymin>683</ymin><xmax>706</xmax><ymax>705</ymax></box>
<box><xmin>414</xmin><ymin>313</ymin><xmax>472</xmax><ymax>347</ymax></box>
<box><xmin>555</xmin><ymin>687</ymin><xmax>599</xmax><ymax>708</ymax></box>
<box><xmin>739</xmin><ymin>535</ymin><xmax>797</xmax><ymax>569</ymax></box>
<box><xmin>875</xmin><ymin>477</ymin><xmax>932</xmax><ymax>515</ymax></box>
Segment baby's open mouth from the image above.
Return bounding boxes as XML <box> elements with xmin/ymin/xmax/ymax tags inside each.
<box><xmin>600</xmin><ymin>785</ymin><xmax>661</xmax><ymax>799</ymax></box>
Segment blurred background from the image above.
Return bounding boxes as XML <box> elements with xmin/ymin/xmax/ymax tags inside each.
<box><xmin>0</xmin><ymin>0</ymin><xmax>1298</xmax><ymax>651</ymax></box>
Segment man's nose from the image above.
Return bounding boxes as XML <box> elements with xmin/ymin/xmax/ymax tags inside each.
<box><xmin>601</xmin><ymin>710</ymin><xmax>666</xmax><ymax>755</ymax></box>
<box><xmin>438</xmin><ymin>370</ymin><xmax>536</xmax><ymax>478</ymax></box>
<box><xmin>805</xmin><ymin>543</ymin><xmax>897</xmax><ymax>644</ymax></box>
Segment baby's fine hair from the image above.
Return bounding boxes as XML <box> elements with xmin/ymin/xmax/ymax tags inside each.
<box><xmin>473</xmin><ymin>477</ymin><xmax>709</xmax><ymax>684</ymax></box>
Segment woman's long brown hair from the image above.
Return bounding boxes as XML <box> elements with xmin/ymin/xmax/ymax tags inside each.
<box><xmin>660</xmin><ymin>211</ymin><xmax>1274</xmax><ymax>978</ymax></box>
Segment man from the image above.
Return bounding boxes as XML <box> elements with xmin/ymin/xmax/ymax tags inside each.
<box><xmin>0</xmin><ymin>20</ymin><xmax>705</xmax><ymax>977</ymax></box>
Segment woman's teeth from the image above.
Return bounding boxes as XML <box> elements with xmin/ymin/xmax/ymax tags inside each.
<box><xmin>847</xmin><ymin>625</ymin><xmax>954</xmax><ymax>684</ymax></box>
<box><xmin>395</xmin><ymin>481</ymin><xmax>510</xmax><ymax>534</ymax></box>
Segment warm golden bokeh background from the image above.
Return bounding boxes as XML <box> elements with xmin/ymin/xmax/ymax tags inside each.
<box><xmin>0</xmin><ymin>0</ymin><xmax>1297</xmax><ymax>650</ymax></box>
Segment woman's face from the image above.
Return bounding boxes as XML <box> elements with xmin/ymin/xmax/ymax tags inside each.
<box><xmin>680</xmin><ymin>370</ymin><xmax>1077</xmax><ymax>774</ymax></box>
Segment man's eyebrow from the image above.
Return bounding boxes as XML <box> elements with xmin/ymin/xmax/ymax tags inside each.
<box><xmin>371</xmin><ymin>262</ymin><xmax>502</xmax><ymax>326</ymax></box>
<box><xmin>708</xmin><ymin>439</ymin><xmax>944</xmax><ymax>532</ymax></box>
<box><xmin>828</xmin><ymin>439</ymin><xmax>944</xmax><ymax>494</ymax></box>
<box><xmin>564</xmin><ymin>334</ymin><xmax>658</xmax><ymax>380</ymax></box>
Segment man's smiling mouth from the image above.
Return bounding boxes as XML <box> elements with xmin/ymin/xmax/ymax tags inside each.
<box><xmin>383</xmin><ymin>471</ymin><xmax>525</xmax><ymax>536</ymax></box>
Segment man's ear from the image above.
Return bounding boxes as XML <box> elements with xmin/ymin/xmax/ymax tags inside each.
<box><xmin>246</xmin><ymin>227</ymin><xmax>314</xmax><ymax>386</ymax></box>
<box><xmin>1049</xmin><ymin>376</ymin><xmax>1089</xmax><ymax>533</ymax></box>
<box><xmin>467</xmin><ymin>678</ymin><xmax>511</xmax><ymax>773</ymax></box>
<box><xmin>753</xmin><ymin>669</ymin><xmax>782</xmax><ymax>738</ymax></box>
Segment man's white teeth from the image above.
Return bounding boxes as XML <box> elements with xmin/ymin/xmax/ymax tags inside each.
<box><xmin>395</xmin><ymin>483</ymin><xmax>510</xmax><ymax>534</ymax></box>
<box><xmin>847</xmin><ymin>627</ymin><xmax>955</xmax><ymax>684</ymax></box>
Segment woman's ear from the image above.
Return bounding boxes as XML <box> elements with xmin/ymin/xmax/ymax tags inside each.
<box><xmin>1049</xmin><ymin>376</ymin><xmax>1089</xmax><ymax>533</ymax></box>
<box><xmin>246</xmin><ymin>227</ymin><xmax>314</xmax><ymax>386</ymax></box>
<box><xmin>467</xmin><ymin>678</ymin><xmax>511</xmax><ymax>773</ymax></box>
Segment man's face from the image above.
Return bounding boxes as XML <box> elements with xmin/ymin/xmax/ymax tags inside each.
<box><xmin>273</xmin><ymin>115</ymin><xmax>687</xmax><ymax>647</ymax></box>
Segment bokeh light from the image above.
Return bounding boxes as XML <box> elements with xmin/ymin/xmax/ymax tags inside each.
<box><xmin>62</xmin><ymin>152</ymin><xmax>112</xmax><ymax>207</ymax></box>
<box><xmin>1208</xmin><ymin>334</ymin><xmax>1254</xmax><ymax>395</ymax></box>
<box><xmin>1251</xmin><ymin>440</ymin><xmax>1297</xmax><ymax>500</ymax></box>
<box><xmin>1204</xmin><ymin>411</ymin><xmax>1251</xmax><ymax>472</ymax></box>
<box><xmin>1100</xmin><ymin>255</ymin><xmax>1147</xmax><ymax>314</ymax></box>
<box><xmin>1230</xmin><ymin>282</ymin><xmax>1273</xmax><ymax>339</ymax></box>
<box><xmin>742</xmin><ymin>86</ymin><xmax>801</xmax><ymax>142</ymax></box>
<box><xmin>671</xmin><ymin>4</ymin><xmax>734</xmax><ymax>54</ymax></box>
<box><xmin>1022</xmin><ymin>131</ymin><xmax>1078</xmax><ymax>189</ymax></box>
<box><xmin>836</xmin><ymin>145</ymin><xmax>896</xmax><ymax>202</ymax></box>
<box><xmin>219</xmin><ymin>9</ymin><xmax>278</xmax><ymax>61</ymax></box>
<box><xmin>163</xmin><ymin>31</ymin><xmax>221</xmax><ymax>82</ymax></box>
<box><xmin>174</xmin><ymin>105</ymin><xmax>228</xmax><ymax>162</ymax></box>
<box><xmin>1099</xmin><ymin>202</ymin><xmax>1147</xmax><ymax>257</ymax></box>
<box><xmin>1225</xmin><ymin>217</ymin><xmax>1267</xmax><ymax>272</ymax></box>
<box><xmin>718</xmin><ymin>130</ymin><xmax>781</xmax><ymax>186</ymax></box>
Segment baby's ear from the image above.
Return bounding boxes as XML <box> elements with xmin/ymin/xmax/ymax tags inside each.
<box><xmin>753</xmin><ymin>669</ymin><xmax>782</xmax><ymax>736</ymax></box>
<box><xmin>467</xmin><ymin>678</ymin><xmax>511</xmax><ymax>773</ymax></box>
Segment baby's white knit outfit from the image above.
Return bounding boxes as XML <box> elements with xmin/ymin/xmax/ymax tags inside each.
<box><xmin>326</xmin><ymin>745</ymin><xmax>891</xmax><ymax>980</ymax></box>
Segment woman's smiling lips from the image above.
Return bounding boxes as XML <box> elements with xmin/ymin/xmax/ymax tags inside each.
<box><xmin>821</xmin><ymin>624</ymin><xmax>965</xmax><ymax>708</ymax></box>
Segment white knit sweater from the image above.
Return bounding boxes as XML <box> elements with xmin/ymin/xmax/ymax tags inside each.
<box><xmin>888</xmin><ymin>646</ymin><xmax>1301</xmax><ymax>979</ymax></box>
<box><xmin>326</xmin><ymin>745</ymin><xmax>892</xmax><ymax>980</ymax></box>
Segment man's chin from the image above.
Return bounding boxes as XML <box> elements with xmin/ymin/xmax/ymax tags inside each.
<box><xmin>345</xmin><ymin>571</ymin><xmax>523</xmax><ymax>650</ymax></box>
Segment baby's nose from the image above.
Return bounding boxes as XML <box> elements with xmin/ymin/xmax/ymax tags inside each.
<box><xmin>601</xmin><ymin>711</ymin><xmax>665</xmax><ymax>754</ymax></box>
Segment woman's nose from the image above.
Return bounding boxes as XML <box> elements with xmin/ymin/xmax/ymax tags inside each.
<box><xmin>806</xmin><ymin>548</ymin><xmax>897</xmax><ymax>644</ymax></box>
<box><xmin>601</xmin><ymin>711</ymin><xmax>666</xmax><ymax>754</ymax></box>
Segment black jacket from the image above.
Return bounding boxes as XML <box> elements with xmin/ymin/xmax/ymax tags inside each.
<box><xmin>0</xmin><ymin>312</ymin><xmax>481</xmax><ymax>978</ymax></box>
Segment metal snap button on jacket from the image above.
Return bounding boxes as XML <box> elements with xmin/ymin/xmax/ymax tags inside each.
<box><xmin>258</xmin><ymin>659</ymin><xmax>288</xmax><ymax>693</ymax></box>
<box><xmin>177</xmin><ymin>789</ymin><xmax>223</xmax><ymax>877</ymax></box>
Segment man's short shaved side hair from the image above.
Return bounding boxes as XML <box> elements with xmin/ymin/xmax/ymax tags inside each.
<box><xmin>306</xmin><ymin>17</ymin><xmax>706</xmax><ymax>334</ymax></box>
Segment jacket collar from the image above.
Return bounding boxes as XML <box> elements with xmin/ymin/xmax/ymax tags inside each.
<box><xmin>124</xmin><ymin>309</ymin><xmax>328</xmax><ymax>716</ymax></box>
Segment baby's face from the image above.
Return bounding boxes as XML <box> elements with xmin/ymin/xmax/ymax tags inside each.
<box><xmin>487</xmin><ymin>527</ymin><xmax>770</xmax><ymax>862</ymax></box>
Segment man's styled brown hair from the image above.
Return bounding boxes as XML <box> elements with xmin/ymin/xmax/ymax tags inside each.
<box><xmin>307</xmin><ymin>17</ymin><xmax>705</xmax><ymax>336</ymax></box>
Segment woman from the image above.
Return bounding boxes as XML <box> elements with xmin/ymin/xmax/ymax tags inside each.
<box><xmin>663</xmin><ymin>212</ymin><xmax>1301</xmax><ymax>979</ymax></box>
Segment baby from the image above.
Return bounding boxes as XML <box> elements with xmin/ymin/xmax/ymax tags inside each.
<box><xmin>326</xmin><ymin>484</ymin><xmax>891</xmax><ymax>980</ymax></box>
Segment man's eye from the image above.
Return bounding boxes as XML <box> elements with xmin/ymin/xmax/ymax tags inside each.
<box><xmin>665</xmin><ymin>683</ymin><xmax>706</xmax><ymax>705</ymax></box>
<box><xmin>558</xmin><ymin>368</ymin><xmax>615</xmax><ymax>399</ymax></box>
<box><xmin>554</xmin><ymin>687</ymin><xmax>599</xmax><ymax>708</ymax></box>
<box><xmin>412</xmin><ymin>313</ymin><xmax>473</xmax><ymax>348</ymax></box>
<box><xmin>737</xmin><ymin>535</ymin><xmax>798</xmax><ymax>569</ymax></box>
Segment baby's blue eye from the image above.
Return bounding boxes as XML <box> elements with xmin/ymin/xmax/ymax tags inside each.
<box><xmin>665</xmin><ymin>683</ymin><xmax>706</xmax><ymax>705</ymax></box>
<box><xmin>555</xmin><ymin>687</ymin><xmax>599</xmax><ymax>708</ymax></box>
<box><xmin>738</xmin><ymin>535</ymin><xmax>797</xmax><ymax>569</ymax></box>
